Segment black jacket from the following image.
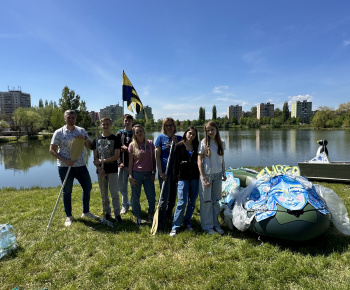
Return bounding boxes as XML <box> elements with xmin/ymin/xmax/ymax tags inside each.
<box><xmin>173</xmin><ymin>142</ymin><xmax>200</xmax><ymax>181</ymax></box>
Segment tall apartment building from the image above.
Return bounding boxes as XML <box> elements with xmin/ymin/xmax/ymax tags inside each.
<box><xmin>99</xmin><ymin>104</ymin><xmax>123</xmax><ymax>123</ymax></box>
<box><xmin>291</xmin><ymin>100</ymin><xmax>312</xmax><ymax>123</ymax></box>
<box><xmin>89</xmin><ymin>111</ymin><xmax>100</xmax><ymax>123</ymax></box>
<box><xmin>0</xmin><ymin>88</ymin><xmax>31</xmax><ymax>115</ymax></box>
<box><xmin>135</xmin><ymin>105</ymin><xmax>153</xmax><ymax>120</ymax></box>
<box><xmin>227</xmin><ymin>105</ymin><xmax>243</xmax><ymax>121</ymax></box>
<box><xmin>257</xmin><ymin>102</ymin><xmax>274</xmax><ymax>119</ymax></box>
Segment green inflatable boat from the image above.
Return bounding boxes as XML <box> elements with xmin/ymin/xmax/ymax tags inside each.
<box><xmin>222</xmin><ymin>167</ymin><xmax>331</xmax><ymax>241</ymax></box>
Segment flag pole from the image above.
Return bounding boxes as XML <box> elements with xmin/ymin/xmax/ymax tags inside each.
<box><xmin>121</xmin><ymin>70</ymin><xmax>125</xmax><ymax>181</ymax></box>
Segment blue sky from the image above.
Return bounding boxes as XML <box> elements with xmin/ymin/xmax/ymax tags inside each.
<box><xmin>1</xmin><ymin>0</ymin><xmax>350</xmax><ymax>120</ymax></box>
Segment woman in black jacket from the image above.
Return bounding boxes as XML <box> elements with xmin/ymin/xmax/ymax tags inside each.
<box><xmin>169</xmin><ymin>126</ymin><xmax>200</xmax><ymax>236</ymax></box>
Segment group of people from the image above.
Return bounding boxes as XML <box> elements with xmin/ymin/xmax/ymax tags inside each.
<box><xmin>50</xmin><ymin>109</ymin><xmax>227</xmax><ymax>236</ymax></box>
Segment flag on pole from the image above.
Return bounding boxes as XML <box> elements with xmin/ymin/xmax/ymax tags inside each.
<box><xmin>122</xmin><ymin>71</ymin><xmax>147</xmax><ymax>120</ymax></box>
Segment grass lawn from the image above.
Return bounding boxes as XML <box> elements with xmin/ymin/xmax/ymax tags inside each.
<box><xmin>1</xmin><ymin>180</ymin><xmax>350</xmax><ymax>289</ymax></box>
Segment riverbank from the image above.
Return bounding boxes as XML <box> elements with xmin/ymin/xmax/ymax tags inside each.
<box><xmin>1</xmin><ymin>180</ymin><xmax>350</xmax><ymax>289</ymax></box>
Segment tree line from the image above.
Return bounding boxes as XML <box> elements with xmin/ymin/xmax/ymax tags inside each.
<box><xmin>1</xmin><ymin>86</ymin><xmax>350</xmax><ymax>137</ymax></box>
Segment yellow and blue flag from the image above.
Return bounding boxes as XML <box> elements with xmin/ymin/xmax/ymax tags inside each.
<box><xmin>122</xmin><ymin>71</ymin><xmax>146</xmax><ymax>118</ymax></box>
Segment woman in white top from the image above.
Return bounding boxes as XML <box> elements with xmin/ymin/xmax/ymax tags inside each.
<box><xmin>198</xmin><ymin>121</ymin><xmax>226</xmax><ymax>235</ymax></box>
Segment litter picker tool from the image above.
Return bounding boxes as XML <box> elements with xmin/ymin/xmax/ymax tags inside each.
<box><xmin>46</xmin><ymin>137</ymin><xmax>86</xmax><ymax>233</ymax></box>
<box><xmin>151</xmin><ymin>141</ymin><xmax>174</xmax><ymax>235</ymax></box>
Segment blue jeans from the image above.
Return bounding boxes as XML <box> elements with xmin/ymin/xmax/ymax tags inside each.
<box><xmin>58</xmin><ymin>166</ymin><xmax>92</xmax><ymax>217</ymax></box>
<box><xmin>172</xmin><ymin>179</ymin><xmax>199</xmax><ymax>230</ymax></box>
<box><xmin>158</xmin><ymin>173</ymin><xmax>177</xmax><ymax>229</ymax></box>
<box><xmin>131</xmin><ymin>171</ymin><xmax>156</xmax><ymax>218</ymax></box>
<box><xmin>118</xmin><ymin>166</ymin><xmax>130</xmax><ymax>210</ymax></box>
<box><xmin>199</xmin><ymin>172</ymin><xmax>222</xmax><ymax>231</ymax></box>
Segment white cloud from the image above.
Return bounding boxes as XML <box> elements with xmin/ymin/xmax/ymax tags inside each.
<box><xmin>343</xmin><ymin>40</ymin><xmax>350</xmax><ymax>46</ymax></box>
<box><xmin>288</xmin><ymin>94</ymin><xmax>313</xmax><ymax>102</ymax></box>
<box><xmin>213</xmin><ymin>86</ymin><xmax>228</xmax><ymax>94</ymax></box>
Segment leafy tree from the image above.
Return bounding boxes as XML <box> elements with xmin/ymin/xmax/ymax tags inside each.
<box><xmin>338</xmin><ymin>101</ymin><xmax>350</xmax><ymax>112</ymax></box>
<box><xmin>59</xmin><ymin>86</ymin><xmax>81</xmax><ymax>113</ymax></box>
<box><xmin>282</xmin><ymin>102</ymin><xmax>289</xmax><ymax>123</ymax></box>
<box><xmin>45</xmin><ymin>100</ymin><xmax>49</xmax><ymax>107</ymax></box>
<box><xmin>112</xmin><ymin>118</ymin><xmax>122</xmax><ymax>128</ymax></box>
<box><xmin>250</xmin><ymin>106</ymin><xmax>257</xmax><ymax>118</ymax></box>
<box><xmin>238</xmin><ymin>116</ymin><xmax>247</xmax><ymax>125</ymax></box>
<box><xmin>271</xmin><ymin>117</ymin><xmax>282</xmax><ymax>128</ymax></box>
<box><xmin>317</xmin><ymin>106</ymin><xmax>334</xmax><ymax>111</ymax></box>
<box><xmin>198</xmin><ymin>107</ymin><xmax>205</xmax><ymax>124</ymax></box>
<box><xmin>274</xmin><ymin>108</ymin><xmax>282</xmax><ymax>119</ymax></box>
<box><xmin>212</xmin><ymin>105</ymin><xmax>217</xmax><ymax>120</ymax></box>
<box><xmin>230</xmin><ymin>116</ymin><xmax>237</xmax><ymax>125</ymax></box>
<box><xmin>246</xmin><ymin>117</ymin><xmax>259</xmax><ymax>128</ymax></box>
<box><xmin>13</xmin><ymin>108</ymin><xmax>43</xmax><ymax>137</ymax></box>
<box><xmin>95</xmin><ymin>120</ymin><xmax>101</xmax><ymax>127</ymax></box>
<box><xmin>0</xmin><ymin>119</ymin><xmax>10</xmax><ymax>133</ymax></box>
<box><xmin>78</xmin><ymin>100</ymin><xmax>92</xmax><ymax>129</ymax></box>
<box><xmin>51</xmin><ymin>107</ymin><xmax>65</xmax><ymax>129</ymax></box>
<box><xmin>39</xmin><ymin>99</ymin><xmax>44</xmax><ymax>108</ymax></box>
<box><xmin>134</xmin><ymin>119</ymin><xmax>145</xmax><ymax>127</ymax></box>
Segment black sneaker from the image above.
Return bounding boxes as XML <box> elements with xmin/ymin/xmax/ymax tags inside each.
<box><xmin>116</xmin><ymin>215</ymin><xmax>123</xmax><ymax>224</ymax></box>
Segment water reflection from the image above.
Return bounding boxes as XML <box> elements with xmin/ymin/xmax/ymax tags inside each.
<box><xmin>1</xmin><ymin>129</ymin><xmax>349</xmax><ymax>189</ymax></box>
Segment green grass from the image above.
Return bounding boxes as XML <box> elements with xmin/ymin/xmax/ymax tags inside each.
<box><xmin>1</xmin><ymin>180</ymin><xmax>350</xmax><ymax>289</ymax></box>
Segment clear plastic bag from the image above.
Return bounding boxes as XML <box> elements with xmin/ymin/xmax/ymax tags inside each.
<box><xmin>0</xmin><ymin>223</ymin><xmax>17</xmax><ymax>259</ymax></box>
<box><xmin>314</xmin><ymin>184</ymin><xmax>350</xmax><ymax>235</ymax></box>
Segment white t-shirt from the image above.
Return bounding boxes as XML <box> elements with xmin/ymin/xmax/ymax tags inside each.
<box><xmin>198</xmin><ymin>139</ymin><xmax>225</xmax><ymax>175</ymax></box>
<box><xmin>51</xmin><ymin>125</ymin><xmax>90</xmax><ymax>167</ymax></box>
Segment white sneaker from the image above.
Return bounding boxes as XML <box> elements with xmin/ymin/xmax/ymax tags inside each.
<box><xmin>81</xmin><ymin>212</ymin><xmax>98</xmax><ymax>219</ymax></box>
<box><xmin>169</xmin><ymin>229</ymin><xmax>177</xmax><ymax>237</ymax></box>
<box><xmin>64</xmin><ymin>216</ymin><xmax>73</xmax><ymax>227</ymax></box>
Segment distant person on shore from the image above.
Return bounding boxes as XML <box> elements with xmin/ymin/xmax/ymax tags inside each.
<box><xmin>116</xmin><ymin>114</ymin><xmax>134</xmax><ymax>214</ymax></box>
<box><xmin>198</xmin><ymin>121</ymin><xmax>226</xmax><ymax>235</ymax></box>
<box><xmin>49</xmin><ymin>109</ymin><xmax>97</xmax><ymax>227</ymax></box>
<box><xmin>91</xmin><ymin>117</ymin><xmax>122</xmax><ymax>223</ymax></box>
<box><xmin>128</xmin><ymin>125</ymin><xmax>156</xmax><ymax>226</ymax></box>
<box><xmin>170</xmin><ymin>126</ymin><xmax>200</xmax><ymax>237</ymax></box>
<box><xmin>155</xmin><ymin>117</ymin><xmax>182</xmax><ymax>230</ymax></box>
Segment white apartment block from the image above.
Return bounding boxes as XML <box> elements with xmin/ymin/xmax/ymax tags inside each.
<box><xmin>291</xmin><ymin>100</ymin><xmax>312</xmax><ymax>124</ymax></box>
<box><xmin>257</xmin><ymin>102</ymin><xmax>274</xmax><ymax>119</ymax></box>
<box><xmin>100</xmin><ymin>104</ymin><xmax>123</xmax><ymax>123</ymax></box>
<box><xmin>0</xmin><ymin>88</ymin><xmax>31</xmax><ymax>115</ymax></box>
<box><xmin>136</xmin><ymin>105</ymin><xmax>153</xmax><ymax>120</ymax></box>
<box><xmin>227</xmin><ymin>105</ymin><xmax>242</xmax><ymax>121</ymax></box>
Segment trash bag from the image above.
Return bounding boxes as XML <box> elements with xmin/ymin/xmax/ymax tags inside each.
<box><xmin>0</xmin><ymin>224</ymin><xmax>17</xmax><ymax>259</ymax></box>
<box><xmin>314</xmin><ymin>184</ymin><xmax>350</xmax><ymax>235</ymax></box>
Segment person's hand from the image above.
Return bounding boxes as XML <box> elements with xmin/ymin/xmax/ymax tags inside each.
<box><xmin>121</xmin><ymin>145</ymin><xmax>128</xmax><ymax>152</ymax></box>
<box><xmin>65</xmin><ymin>159</ymin><xmax>75</xmax><ymax>167</ymax></box>
<box><xmin>119</xmin><ymin>163</ymin><xmax>125</xmax><ymax>170</ymax></box>
<box><xmin>160</xmin><ymin>173</ymin><xmax>167</xmax><ymax>181</ymax></box>
<box><xmin>202</xmin><ymin>177</ymin><xmax>211</xmax><ymax>188</ymax></box>
<box><xmin>93</xmin><ymin>159</ymin><xmax>101</xmax><ymax>166</ymax></box>
<box><xmin>222</xmin><ymin>175</ymin><xmax>227</xmax><ymax>181</ymax></box>
<box><xmin>98</xmin><ymin>167</ymin><xmax>105</xmax><ymax>177</ymax></box>
<box><xmin>129</xmin><ymin>176</ymin><xmax>137</xmax><ymax>186</ymax></box>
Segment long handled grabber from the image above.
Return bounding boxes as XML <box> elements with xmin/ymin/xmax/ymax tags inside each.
<box><xmin>46</xmin><ymin>137</ymin><xmax>86</xmax><ymax>233</ymax></box>
<box><xmin>151</xmin><ymin>141</ymin><xmax>174</xmax><ymax>235</ymax></box>
<box><xmin>98</xmin><ymin>139</ymin><xmax>114</xmax><ymax>228</ymax></box>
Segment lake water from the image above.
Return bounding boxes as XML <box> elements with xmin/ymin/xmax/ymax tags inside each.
<box><xmin>1</xmin><ymin>128</ymin><xmax>349</xmax><ymax>189</ymax></box>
